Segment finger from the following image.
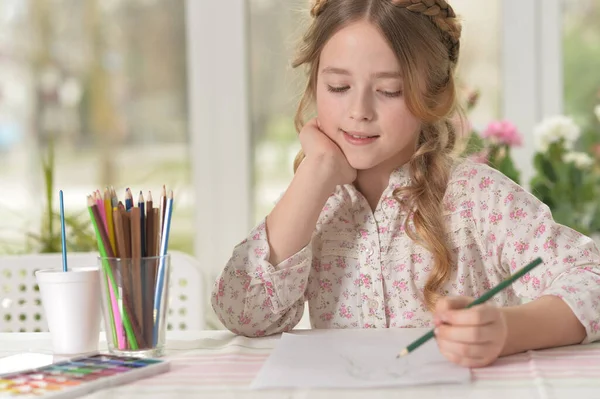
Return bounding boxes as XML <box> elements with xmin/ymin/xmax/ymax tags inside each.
<box><xmin>435</xmin><ymin>323</ymin><xmax>496</xmax><ymax>344</ymax></box>
<box><xmin>442</xmin><ymin>304</ymin><xmax>497</xmax><ymax>326</ymax></box>
<box><xmin>302</xmin><ymin>117</ymin><xmax>318</xmax><ymax>130</ymax></box>
<box><xmin>434</xmin><ymin>296</ymin><xmax>474</xmax><ymax>325</ymax></box>
<box><xmin>436</xmin><ymin>338</ymin><xmax>490</xmax><ymax>361</ymax></box>
<box><xmin>435</xmin><ymin>296</ymin><xmax>474</xmax><ymax>313</ymax></box>
<box><xmin>439</xmin><ymin>349</ymin><xmax>494</xmax><ymax>368</ymax></box>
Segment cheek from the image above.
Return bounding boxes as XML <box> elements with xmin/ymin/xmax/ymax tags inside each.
<box><xmin>316</xmin><ymin>91</ymin><xmax>343</xmax><ymax>136</ymax></box>
<box><xmin>380</xmin><ymin>102</ymin><xmax>421</xmax><ymax>137</ymax></box>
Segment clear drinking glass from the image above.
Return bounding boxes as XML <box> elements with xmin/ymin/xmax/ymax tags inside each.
<box><xmin>97</xmin><ymin>255</ymin><xmax>171</xmax><ymax>357</ymax></box>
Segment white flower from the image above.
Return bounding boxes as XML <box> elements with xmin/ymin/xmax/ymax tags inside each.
<box><xmin>563</xmin><ymin>151</ymin><xmax>594</xmax><ymax>169</ymax></box>
<box><xmin>533</xmin><ymin>116</ymin><xmax>580</xmax><ymax>152</ymax></box>
<box><xmin>595</xmin><ymin>104</ymin><xmax>600</xmax><ymax>123</ymax></box>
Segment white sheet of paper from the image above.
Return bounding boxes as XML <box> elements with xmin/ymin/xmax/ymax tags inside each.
<box><xmin>0</xmin><ymin>353</ymin><xmax>55</xmax><ymax>375</ymax></box>
<box><xmin>251</xmin><ymin>329</ymin><xmax>471</xmax><ymax>389</ymax></box>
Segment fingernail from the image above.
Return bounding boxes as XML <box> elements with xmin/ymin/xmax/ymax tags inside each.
<box><xmin>434</xmin><ymin>327</ymin><xmax>439</xmax><ymax>336</ymax></box>
<box><xmin>433</xmin><ymin>315</ymin><xmax>440</xmax><ymax>325</ymax></box>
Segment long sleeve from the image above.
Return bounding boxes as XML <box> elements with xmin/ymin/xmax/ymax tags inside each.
<box><xmin>211</xmin><ymin>219</ymin><xmax>312</xmax><ymax>337</ymax></box>
<box><xmin>470</xmin><ymin>165</ymin><xmax>600</xmax><ymax>343</ymax></box>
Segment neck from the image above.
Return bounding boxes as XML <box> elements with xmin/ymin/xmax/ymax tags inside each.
<box><xmin>354</xmin><ymin>157</ymin><xmax>409</xmax><ymax>211</ymax></box>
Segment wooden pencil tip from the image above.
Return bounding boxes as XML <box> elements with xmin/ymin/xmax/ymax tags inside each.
<box><xmin>87</xmin><ymin>196</ymin><xmax>94</xmax><ymax>207</ymax></box>
<box><xmin>168</xmin><ymin>190</ymin><xmax>173</xmax><ymax>199</ymax></box>
<box><xmin>396</xmin><ymin>349</ymin><xmax>408</xmax><ymax>359</ymax></box>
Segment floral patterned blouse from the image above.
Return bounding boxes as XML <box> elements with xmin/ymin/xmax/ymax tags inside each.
<box><xmin>211</xmin><ymin>160</ymin><xmax>600</xmax><ymax>343</ymax></box>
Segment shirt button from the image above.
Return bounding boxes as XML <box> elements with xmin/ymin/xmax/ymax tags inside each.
<box><xmin>365</xmin><ymin>247</ymin><xmax>374</xmax><ymax>256</ymax></box>
<box><xmin>368</xmin><ymin>299</ymin><xmax>379</xmax><ymax>308</ymax></box>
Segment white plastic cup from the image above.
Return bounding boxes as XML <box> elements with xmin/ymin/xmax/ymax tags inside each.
<box><xmin>35</xmin><ymin>267</ymin><xmax>102</xmax><ymax>355</ymax></box>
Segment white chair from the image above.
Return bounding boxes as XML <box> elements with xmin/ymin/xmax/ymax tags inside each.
<box><xmin>0</xmin><ymin>251</ymin><xmax>205</xmax><ymax>333</ymax></box>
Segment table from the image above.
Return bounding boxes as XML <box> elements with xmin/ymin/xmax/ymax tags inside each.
<box><xmin>1</xmin><ymin>330</ymin><xmax>599</xmax><ymax>398</ymax></box>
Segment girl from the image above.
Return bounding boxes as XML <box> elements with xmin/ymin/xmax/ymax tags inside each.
<box><xmin>211</xmin><ymin>0</ymin><xmax>600</xmax><ymax>368</ymax></box>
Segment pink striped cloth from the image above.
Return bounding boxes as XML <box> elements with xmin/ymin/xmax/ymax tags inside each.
<box><xmin>2</xmin><ymin>331</ymin><xmax>600</xmax><ymax>398</ymax></box>
<box><xmin>113</xmin><ymin>332</ymin><xmax>600</xmax><ymax>399</ymax></box>
<box><xmin>131</xmin><ymin>346</ymin><xmax>600</xmax><ymax>386</ymax></box>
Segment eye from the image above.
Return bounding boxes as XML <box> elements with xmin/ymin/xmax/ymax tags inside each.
<box><xmin>379</xmin><ymin>90</ymin><xmax>402</xmax><ymax>98</ymax></box>
<box><xmin>327</xmin><ymin>85</ymin><xmax>349</xmax><ymax>93</ymax></box>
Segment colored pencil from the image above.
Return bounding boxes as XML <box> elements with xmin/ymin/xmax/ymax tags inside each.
<box><xmin>139</xmin><ymin>191</ymin><xmax>146</xmax><ymax>257</ymax></box>
<box><xmin>87</xmin><ymin>196</ymin><xmax>118</xmax><ymax>348</ymax></box>
<box><xmin>125</xmin><ymin>188</ymin><xmax>133</xmax><ymax>211</ymax></box>
<box><xmin>153</xmin><ymin>190</ymin><xmax>173</xmax><ymax>346</ymax></box>
<box><xmin>104</xmin><ymin>188</ymin><xmax>116</xmax><ymax>255</ymax></box>
<box><xmin>130</xmin><ymin>206</ymin><xmax>144</xmax><ymax>347</ymax></box>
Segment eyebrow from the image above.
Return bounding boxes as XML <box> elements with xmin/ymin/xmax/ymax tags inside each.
<box><xmin>321</xmin><ymin>66</ymin><xmax>402</xmax><ymax>79</ymax></box>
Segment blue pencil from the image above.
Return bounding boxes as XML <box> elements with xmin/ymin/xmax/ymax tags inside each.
<box><xmin>59</xmin><ymin>190</ymin><xmax>68</xmax><ymax>272</ymax></box>
<box><xmin>152</xmin><ymin>190</ymin><xmax>173</xmax><ymax>346</ymax></box>
<box><xmin>125</xmin><ymin>188</ymin><xmax>133</xmax><ymax>211</ymax></box>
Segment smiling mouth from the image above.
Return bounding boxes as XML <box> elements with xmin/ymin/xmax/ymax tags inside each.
<box><xmin>341</xmin><ymin>129</ymin><xmax>380</xmax><ymax>139</ymax></box>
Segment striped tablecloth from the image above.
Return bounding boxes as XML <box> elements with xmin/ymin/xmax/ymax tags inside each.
<box><xmin>1</xmin><ymin>330</ymin><xmax>599</xmax><ymax>399</ymax></box>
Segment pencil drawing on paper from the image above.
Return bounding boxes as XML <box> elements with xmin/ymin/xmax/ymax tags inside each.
<box><xmin>340</xmin><ymin>354</ymin><xmax>410</xmax><ymax>381</ymax></box>
<box><xmin>340</xmin><ymin>353</ymin><xmax>450</xmax><ymax>381</ymax></box>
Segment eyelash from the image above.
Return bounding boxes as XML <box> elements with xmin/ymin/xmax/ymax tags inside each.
<box><xmin>326</xmin><ymin>85</ymin><xmax>402</xmax><ymax>98</ymax></box>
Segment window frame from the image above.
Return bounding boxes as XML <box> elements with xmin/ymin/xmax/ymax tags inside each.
<box><xmin>502</xmin><ymin>0</ymin><xmax>563</xmax><ymax>186</ymax></box>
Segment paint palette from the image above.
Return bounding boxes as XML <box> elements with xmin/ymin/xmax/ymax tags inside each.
<box><xmin>0</xmin><ymin>353</ymin><xmax>169</xmax><ymax>398</ymax></box>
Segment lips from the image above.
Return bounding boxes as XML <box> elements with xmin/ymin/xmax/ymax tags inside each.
<box><xmin>342</xmin><ymin>129</ymin><xmax>379</xmax><ymax>139</ymax></box>
<box><xmin>341</xmin><ymin>129</ymin><xmax>380</xmax><ymax>145</ymax></box>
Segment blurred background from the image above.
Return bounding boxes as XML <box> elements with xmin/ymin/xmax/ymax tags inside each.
<box><xmin>0</xmin><ymin>0</ymin><xmax>599</xmax><ymax>328</ymax></box>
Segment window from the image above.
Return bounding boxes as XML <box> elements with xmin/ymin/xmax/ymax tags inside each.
<box><xmin>562</xmin><ymin>0</ymin><xmax>600</xmax><ymax>149</ymax></box>
<box><xmin>0</xmin><ymin>0</ymin><xmax>193</xmax><ymax>255</ymax></box>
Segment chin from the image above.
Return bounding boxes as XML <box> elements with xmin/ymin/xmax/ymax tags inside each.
<box><xmin>345</xmin><ymin>156</ymin><xmax>380</xmax><ymax>171</ymax></box>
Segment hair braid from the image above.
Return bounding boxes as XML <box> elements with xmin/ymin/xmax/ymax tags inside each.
<box><xmin>310</xmin><ymin>0</ymin><xmax>329</xmax><ymax>18</ymax></box>
<box><xmin>392</xmin><ymin>0</ymin><xmax>461</xmax><ymax>64</ymax></box>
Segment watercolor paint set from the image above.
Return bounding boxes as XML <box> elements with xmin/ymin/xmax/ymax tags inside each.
<box><xmin>0</xmin><ymin>353</ymin><xmax>169</xmax><ymax>398</ymax></box>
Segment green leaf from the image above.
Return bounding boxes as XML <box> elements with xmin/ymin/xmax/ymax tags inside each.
<box><xmin>494</xmin><ymin>150</ymin><xmax>521</xmax><ymax>184</ymax></box>
<box><xmin>461</xmin><ymin>131</ymin><xmax>485</xmax><ymax>157</ymax></box>
<box><xmin>533</xmin><ymin>153</ymin><xmax>558</xmax><ymax>183</ymax></box>
<box><xmin>529</xmin><ymin>179</ymin><xmax>555</xmax><ymax>209</ymax></box>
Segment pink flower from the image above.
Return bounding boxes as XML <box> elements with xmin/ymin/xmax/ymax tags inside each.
<box><xmin>403</xmin><ymin>311</ymin><xmax>415</xmax><ymax>320</ymax></box>
<box><xmin>514</xmin><ymin>240</ymin><xmax>529</xmax><ymax>254</ymax></box>
<box><xmin>339</xmin><ymin>304</ymin><xmax>353</xmax><ymax>319</ymax></box>
<box><xmin>320</xmin><ymin>312</ymin><xmax>334</xmax><ymax>322</ymax></box>
<box><xmin>482</xmin><ymin>120</ymin><xmax>523</xmax><ymax>147</ymax></box>
<box><xmin>479</xmin><ymin>176</ymin><xmax>493</xmax><ymax>189</ymax></box>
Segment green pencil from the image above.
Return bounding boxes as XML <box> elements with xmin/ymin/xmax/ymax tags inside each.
<box><xmin>396</xmin><ymin>257</ymin><xmax>544</xmax><ymax>358</ymax></box>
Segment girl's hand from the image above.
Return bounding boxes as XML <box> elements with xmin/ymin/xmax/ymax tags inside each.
<box><xmin>298</xmin><ymin>118</ymin><xmax>357</xmax><ymax>186</ymax></box>
<box><xmin>433</xmin><ymin>296</ymin><xmax>507</xmax><ymax>368</ymax></box>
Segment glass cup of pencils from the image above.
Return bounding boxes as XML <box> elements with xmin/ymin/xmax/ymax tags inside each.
<box><xmin>87</xmin><ymin>185</ymin><xmax>174</xmax><ymax>358</ymax></box>
<box><xmin>98</xmin><ymin>255</ymin><xmax>171</xmax><ymax>358</ymax></box>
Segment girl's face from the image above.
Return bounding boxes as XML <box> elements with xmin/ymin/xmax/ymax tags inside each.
<box><xmin>316</xmin><ymin>20</ymin><xmax>422</xmax><ymax>172</ymax></box>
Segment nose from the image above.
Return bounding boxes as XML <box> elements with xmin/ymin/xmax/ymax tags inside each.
<box><xmin>349</xmin><ymin>89</ymin><xmax>374</xmax><ymax>122</ymax></box>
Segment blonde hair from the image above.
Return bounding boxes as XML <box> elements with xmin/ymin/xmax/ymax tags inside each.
<box><xmin>292</xmin><ymin>0</ymin><xmax>462</xmax><ymax>310</ymax></box>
